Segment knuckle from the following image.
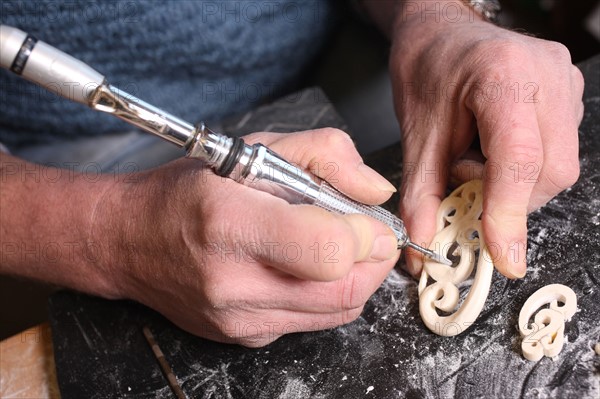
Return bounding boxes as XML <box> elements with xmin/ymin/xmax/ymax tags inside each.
<box><xmin>571</xmin><ymin>66</ymin><xmax>585</xmax><ymax>92</ymax></box>
<box><xmin>472</xmin><ymin>39</ymin><xmax>531</xmax><ymax>78</ymax></box>
<box><xmin>494</xmin><ymin>135</ymin><xmax>543</xmax><ymax>166</ymax></box>
<box><xmin>544</xmin><ymin>41</ymin><xmax>572</xmax><ymax>63</ymax></box>
<box><xmin>201</xmin><ymin>266</ymin><xmax>233</xmax><ymax>299</ymax></box>
<box><xmin>507</xmin><ymin>145</ymin><xmax>542</xmax><ymax>166</ymax></box>
<box><xmin>317</xmin><ymin>128</ymin><xmax>354</xmax><ymax>149</ymax></box>
<box><xmin>201</xmin><ymin>282</ymin><xmax>225</xmax><ymax>309</ymax></box>
<box><xmin>545</xmin><ymin>158</ymin><xmax>580</xmax><ymax>192</ymax></box>
<box><xmin>489</xmin><ymin>134</ymin><xmax>544</xmax><ymax>184</ymax></box>
<box><xmin>251</xmin><ymin>132</ymin><xmax>283</xmax><ymax>146</ymax></box>
<box><xmin>466</xmin><ymin>40</ymin><xmax>534</xmax><ymax>109</ymax></box>
<box><xmin>493</xmin><ymin>125</ymin><xmax>542</xmax><ymax>151</ymax></box>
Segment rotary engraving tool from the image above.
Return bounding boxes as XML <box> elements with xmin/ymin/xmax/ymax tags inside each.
<box><xmin>0</xmin><ymin>25</ymin><xmax>451</xmax><ymax>266</ymax></box>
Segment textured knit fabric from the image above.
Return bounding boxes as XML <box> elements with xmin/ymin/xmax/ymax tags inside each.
<box><xmin>0</xmin><ymin>0</ymin><xmax>338</xmax><ymax>149</ymax></box>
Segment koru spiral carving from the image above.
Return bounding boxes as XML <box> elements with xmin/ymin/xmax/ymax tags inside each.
<box><xmin>518</xmin><ymin>284</ymin><xmax>577</xmax><ymax>361</ymax></box>
<box><xmin>418</xmin><ymin>180</ymin><xmax>494</xmax><ymax>337</ymax></box>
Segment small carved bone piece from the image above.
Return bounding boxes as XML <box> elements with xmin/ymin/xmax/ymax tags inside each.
<box><xmin>418</xmin><ymin>180</ymin><xmax>494</xmax><ymax>337</ymax></box>
<box><xmin>518</xmin><ymin>284</ymin><xmax>577</xmax><ymax>361</ymax></box>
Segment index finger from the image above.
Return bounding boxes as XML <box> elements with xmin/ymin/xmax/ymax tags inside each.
<box><xmin>244</xmin><ymin>128</ymin><xmax>397</xmax><ymax>205</ymax></box>
<box><xmin>467</xmin><ymin>81</ymin><xmax>543</xmax><ymax>279</ymax></box>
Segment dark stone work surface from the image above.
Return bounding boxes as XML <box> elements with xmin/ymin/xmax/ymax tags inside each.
<box><xmin>50</xmin><ymin>58</ymin><xmax>600</xmax><ymax>399</ymax></box>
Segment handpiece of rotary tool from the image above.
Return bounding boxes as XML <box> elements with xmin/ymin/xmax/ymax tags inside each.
<box><xmin>0</xmin><ymin>25</ymin><xmax>451</xmax><ymax>266</ymax></box>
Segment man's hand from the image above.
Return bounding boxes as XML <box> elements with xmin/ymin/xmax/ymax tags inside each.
<box><xmin>88</xmin><ymin>128</ymin><xmax>399</xmax><ymax>347</ymax></box>
<box><xmin>380</xmin><ymin>2</ymin><xmax>584</xmax><ymax>279</ymax></box>
<box><xmin>0</xmin><ymin>128</ymin><xmax>399</xmax><ymax>347</ymax></box>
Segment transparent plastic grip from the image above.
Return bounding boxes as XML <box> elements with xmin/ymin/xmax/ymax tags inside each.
<box><xmin>315</xmin><ymin>182</ymin><xmax>409</xmax><ymax>248</ymax></box>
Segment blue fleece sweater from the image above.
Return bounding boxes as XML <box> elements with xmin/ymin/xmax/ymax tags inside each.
<box><xmin>0</xmin><ymin>0</ymin><xmax>337</xmax><ymax>148</ymax></box>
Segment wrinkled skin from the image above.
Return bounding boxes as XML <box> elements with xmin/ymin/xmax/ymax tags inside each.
<box><xmin>93</xmin><ymin>129</ymin><xmax>401</xmax><ymax>347</ymax></box>
<box><xmin>386</xmin><ymin>3</ymin><xmax>584</xmax><ymax>279</ymax></box>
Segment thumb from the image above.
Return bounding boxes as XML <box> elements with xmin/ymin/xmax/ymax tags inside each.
<box><xmin>246</xmin><ymin>202</ymin><xmax>399</xmax><ymax>282</ymax></box>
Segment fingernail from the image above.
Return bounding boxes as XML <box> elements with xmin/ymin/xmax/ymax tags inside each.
<box><xmin>507</xmin><ymin>240</ymin><xmax>527</xmax><ymax>278</ymax></box>
<box><xmin>491</xmin><ymin>238</ymin><xmax>526</xmax><ymax>279</ymax></box>
<box><xmin>357</xmin><ymin>163</ymin><xmax>397</xmax><ymax>193</ymax></box>
<box><xmin>509</xmin><ymin>266</ymin><xmax>527</xmax><ymax>279</ymax></box>
<box><xmin>485</xmin><ymin>210</ymin><xmax>528</xmax><ymax>279</ymax></box>
<box><xmin>370</xmin><ymin>234</ymin><xmax>399</xmax><ymax>261</ymax></box>
<box><xmin>506</xmin><ymin>262</ymin><xmax>526</xmax><ymax>279</ymax></box>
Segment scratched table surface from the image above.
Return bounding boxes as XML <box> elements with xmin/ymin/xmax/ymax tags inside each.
<box><xmin>49</xmin><ymin>56</ymin><xmax>600</xmax><ymax>399</ymax></box>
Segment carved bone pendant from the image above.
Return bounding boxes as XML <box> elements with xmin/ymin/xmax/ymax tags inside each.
<box><xmin>418</xmin><ymin>180</ymin><xmax>494</xmax><ymax>336</ymax></box>
<box><xmin>518</xmin><ymin>284</ymin><xmax>577</xmax><ymax>361</ymax></box>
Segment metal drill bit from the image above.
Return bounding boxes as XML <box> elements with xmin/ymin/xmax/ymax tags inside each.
<box><xmin>406</xmin><ymin>241</ymin><xmax>452</xmax><ymax>266</ymax></box>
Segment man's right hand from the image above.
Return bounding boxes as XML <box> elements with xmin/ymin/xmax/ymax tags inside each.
<box><xmin>102</xmin><ymin>128</ymin><xmax>401</xmax><ymax>347</ymax></box>
<box><xmin>3</xmin><ymin>128</ymin><xmax>399</xmax><ymax>347</ymax></box>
